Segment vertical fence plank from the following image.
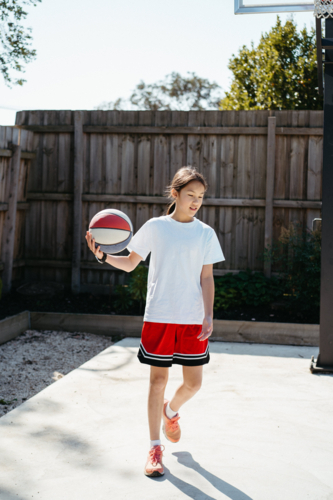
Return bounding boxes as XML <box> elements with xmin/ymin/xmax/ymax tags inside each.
<box><xmin>153</xmin><ymin>111</ymin><xmax>171</xmax><ymax>198</ymax></box>
<box><xmin>104</xmin><ymin>111</ymin><xmax>119</xmax><ymax>195</ymax></box>
<box><xmin>55</xmin><ymin>111</ymin><xmax>72</xmax><ymax>284</ymax></box>
<box><xmin>252</xmin><ymin>132</ymin><xmax>266</xmax><ymax>270</ymax></box>
<box><xmin>220</xmin><ymin>134</ymin><xmax>235</xmax><ymax>270</ymax></box>
<box><xmin>72</xmin><ymin>111</ymin><xmax>84</xmax><ymax>294</ymax></box>
<box><xmin>307</xmin><ymin>112</ymin><xmax>323</xmax><ymax>231</ymax></box>
<box><xmin>264</xmin><ymin>116</ymin><xmax>276</xmax><ymax>278</ymax></box>
<box><xmin>2</xmin><ymin>133</ymin><xmax>21</xmax><ymax>293</ymax></box>
<box><xmin>137</xmin><ymin>111</ymin><xmax>152</xmax><ymax>196</ymax></box>
<box><xmin>201</xmin><ymin>111</ymin><xmax>218</xmax><ymax>231</ymax></box>
<box><xmin>0</xmin><ymin>128</ymin><xmax>7</xmax><ymax>258</ymax></box>
<box><xmin>12</xmin><ymin>129</ymin><xmax>34</xmax><ymax>285</ymax></box>
<box><xmin>170</xmin><ymin>111</ymin><xmax>187</xmax><ymax>182</ymax></box>
<box><xmin>235</xmin><ymin>133</ymin><xmax>252</xmax><ymax>270</ymax></box>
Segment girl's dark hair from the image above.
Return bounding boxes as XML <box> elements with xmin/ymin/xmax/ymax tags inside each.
<box><xmin>164</xmin><ymin>166</ymin><xmax>208</xmax><ymax>215</ymax></box>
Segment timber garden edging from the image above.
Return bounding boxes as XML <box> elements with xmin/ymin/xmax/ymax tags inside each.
<box><xmin>0</xmin><ymin>311</ymin><xmax>319</xmax><ymax>347</ymax></box>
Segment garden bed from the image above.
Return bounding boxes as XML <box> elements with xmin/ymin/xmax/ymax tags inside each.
<box><xmin>0</xmin><ymin>328</ymin><xmax>113</xmax><ymax>418</ymax></box>
<box><xmin>0</xmin><ymin>286</ymin><xmax>319</xmax><ymax>324</ymax></box>
<box><xmin>0</xmin><ymin>310</ymin><xmax>319</xmax><ymax>349</ymax></box>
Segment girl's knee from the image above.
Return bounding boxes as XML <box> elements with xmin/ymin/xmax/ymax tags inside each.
<box><xmin>185</xmin><ymin>378</ymin><xmax>202</xmax><ymax>394</ymax></box>
<box><xmin>150</xmin><ymin>372</ymin><xmax>168</xmax><ymax>393</ymax></box>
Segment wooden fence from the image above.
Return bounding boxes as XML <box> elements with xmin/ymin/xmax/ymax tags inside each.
<box><xmin>0</xmin><ymin>110</ymin><xmax>323</xmax><ymax>295</ymax></box>
<box><xmin>0</xmin><ymin>126</ymin><xmax>35</xmax><ymax>294</ymax></box>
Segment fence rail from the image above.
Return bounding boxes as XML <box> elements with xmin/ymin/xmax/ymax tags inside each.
<box><xmin>17</xmin><ymin>125</ymin><xmax>324</xmax><ymax>136</ymax></box>
<box><xmin>0</xmin><ymin>110</ymin><xmax>323</xmax><ymax>294</ymax></box>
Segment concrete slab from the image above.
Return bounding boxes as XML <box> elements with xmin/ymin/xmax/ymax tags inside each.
<box><xmin>0</xmin><ymin>339</ymin><xmax>332</xmax><ymax>500</ymax></box>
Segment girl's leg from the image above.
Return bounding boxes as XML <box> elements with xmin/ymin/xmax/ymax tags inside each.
<box><xmin>169</xmin><ymin>365</ymin><xmax>203</xmax><ymax>413</ymax></box>
<box><xmin>148</xmin><ymin>365</ymin><xmax>169</xmax><ymax>440</ymax></box>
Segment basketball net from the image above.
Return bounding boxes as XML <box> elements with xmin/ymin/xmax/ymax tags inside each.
<box><xmin>314</xmin><ymin>0</ymin><xmax>333</xmax><ymax>18</ymax></box>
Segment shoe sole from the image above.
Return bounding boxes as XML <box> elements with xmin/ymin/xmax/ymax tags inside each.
<box><xmin>144</xmin><ymin>470</ymin><xmax>165</xmax><ymax>477</ymax></box>
<box><xmin>162</xmin><ymin>423</ymin><xmax>180</xmax><ymax>443</ymax></box>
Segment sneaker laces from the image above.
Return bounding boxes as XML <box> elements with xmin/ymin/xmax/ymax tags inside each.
<box><xmin>168</xmin><ymin>415</ymin><xmax>180</xmax><ymax>432</ymax></box>
<box><xmin>149</xmin><ymin>445</ymin><xmax>165</xmax><ymax>466</ymax></box>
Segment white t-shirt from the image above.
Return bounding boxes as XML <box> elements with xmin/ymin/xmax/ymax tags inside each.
<box><xmin>127</xmin><ymin>215</ymin><xmax>225</xmax><ymax>325</ymax></box>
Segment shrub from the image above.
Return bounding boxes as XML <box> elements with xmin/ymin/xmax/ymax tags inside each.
<box><xmin>112</xmin><ymin>232</ymin><xmax>321</xmax><ymax>319</ymax></box>
<box><xmin>112</xmin><ymin>285</ymin><xmax>134</xmax><ymax>314</ymax></box>
<box><xmin>112</xmin><ymin>265</ymin><xmax>148</xmax><ymax>314</ymax></box>
<box><xmin>214</xmin><ymin>269</ymin><xmax>284</xmax><ymax>311</ymax></box>
<box><xmin>128</xmin><ymin>265</ymin><xmax>148</xmax><ymax>314</ymax></box>
<box><xmin>268</xmin><ymin>222</ymin><xmax>321</xmax><ymax>313</ymax></box>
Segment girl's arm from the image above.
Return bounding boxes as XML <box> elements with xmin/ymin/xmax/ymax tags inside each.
<box><xmin>85</xmin><ymin>231</ymin><xmax>142</xmax><ymax>272</ymax></box>
<box><xmin>105</xmin><ymin>251</ymin><xmax>142</xmax><ymax>273</ymax></box>
<box><xmin>198</xmin><ymin>264</ymin><xmax>214</xmax><ymax>340</ymax></box>
<box><xmin>200</xmin><ymin>264</ymin><xmax>214</xmax><ymax>317</ymax></box>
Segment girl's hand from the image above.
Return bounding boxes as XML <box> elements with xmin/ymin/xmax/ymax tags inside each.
<box><xmin>197</xmin><ymin>315</ymin><xmax>213</xmax><ymax>341</ymax></box>
<box><xmin>85</xmin><ymin>231</ymin><xmax>104</xmax><ymax>260</ymax></box>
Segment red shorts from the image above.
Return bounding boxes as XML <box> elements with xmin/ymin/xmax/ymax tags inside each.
<box><xmin>138</xmin><ymin>321</ymin><xmax>210</xmax><ymax>368</ymax></box>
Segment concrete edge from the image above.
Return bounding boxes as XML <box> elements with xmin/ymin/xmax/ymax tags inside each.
<box><xmin>0</xmin><ymin>311</ymin><xmax>319</xmax><ymax>347</ymax></box>
<box><xmin>0</xmin><ymin>311</ymin><xmax>30</xmax><ymax>345</ymax></box>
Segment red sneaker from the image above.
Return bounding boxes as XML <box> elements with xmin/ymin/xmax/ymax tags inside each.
<box><xmin>162</xmin><ymin>399</ymin><xmax>181</xmax><ymax>443</ymax></box>
<box><xmin>144</xmin><ymin>445</ymin><xmax>165</xmax><ymax>477</ymax></box>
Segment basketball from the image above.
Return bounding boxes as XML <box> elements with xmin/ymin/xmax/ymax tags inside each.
<box><xmin>88</xmin><ymin>209</ymin><xmax>133</xmax><ymax>254</ymax></box>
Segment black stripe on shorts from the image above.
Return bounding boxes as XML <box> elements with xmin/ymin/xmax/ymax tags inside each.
<box><xmin>137</xmin><ymin>343</ymin><xmax>210</xmax><ymax>367</ymax></box>
<box><xmin>138</xmin><ymin>343</ymin><xmax>173</xmax><ymax>367</ymax></box>
<box><xmin>173</xmin><ymin>346</ymin><xmax>210</xmax><ymax>366</ymax></box>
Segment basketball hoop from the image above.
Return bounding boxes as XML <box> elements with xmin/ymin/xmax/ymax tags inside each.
<box><xmin>233</xmin><ymin>0</ymin><xmax>333</xmax><ymax>372</ymax></box>
<box><xmin>314</xmin><ymin>0</ymin><xmax>333</xmax><ymax>18</ymax></box>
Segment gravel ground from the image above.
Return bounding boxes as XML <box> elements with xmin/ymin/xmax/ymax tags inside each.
<box><xmin>0</xmin><ymin>330</ymin><xmax>114</xmax><ymax>418</ymax></box>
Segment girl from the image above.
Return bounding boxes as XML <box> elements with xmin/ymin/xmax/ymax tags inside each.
<box><xmin>85</xmin><ymin>166</ymin><xmax>225</xmax><ymax>477</ymax></box>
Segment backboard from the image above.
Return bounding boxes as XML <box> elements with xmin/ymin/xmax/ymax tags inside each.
<box><xmin>234</xmin><ymin>0</ymin><xmax>314</xmax><ymax>14</ymax></box>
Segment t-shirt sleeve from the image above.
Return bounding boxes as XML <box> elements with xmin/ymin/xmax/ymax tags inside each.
<box><xmin>203</xmin><ymin>229</ymin><xmax>225</xmax><ymax>265</ymax></box>
<box><xmin>127</xmin><ymin>220</ymin><xmax>152</xmax><ymax>260</ymax></box>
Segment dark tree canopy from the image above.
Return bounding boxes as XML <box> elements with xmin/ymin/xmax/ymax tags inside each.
<box><xmin>220</xmin><ymin>17</ymin><xmax>322</xmax><ymax>110</ymax></box>
<box><xmin>96</xmin><ymin>72</ymin><xmax>222</xmax><ymax>111</ymax></box>
<box><xmin>0</xmin><ymin>0</ymin><xmax>41</xmax><ymax>86</ymax></box>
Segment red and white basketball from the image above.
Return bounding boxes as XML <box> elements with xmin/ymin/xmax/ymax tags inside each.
<box><xmin>89</xmin><ymin>209</ymin><xmax>133</xmax><ymax>254</ymax></box>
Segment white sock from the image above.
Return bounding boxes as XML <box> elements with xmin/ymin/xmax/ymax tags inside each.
<box><xmin>166</xmin><ymin>402</ymin><xmax>178</xmax><ymax>419</ymax></box>
<box><xmin>150</xmin><ymin>439</ymin><xmax>161</xmax><ymax>448</ymax></box>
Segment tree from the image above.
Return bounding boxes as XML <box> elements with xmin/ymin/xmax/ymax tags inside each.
<box><xmin>96</xmin><ymin>72</ymin><xmax>222</xmax><ymax>111</ymax></box>
<box><xmin>1</xmin><ymin>0</ymin><xmax>41</xmax><ymax>86</ymax></box>
<box><xmin>220</xmin><ymin>17</ymin><xmax>322</xmax><ymax>110</ymax></box>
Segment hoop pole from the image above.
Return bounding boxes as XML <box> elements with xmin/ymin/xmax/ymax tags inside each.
<box><xmin>317</xmin><ymin>17</ymin><xmax>333</xmax><ymax>368</ymax></box>
<box><xmin>316</xmin><ymin>18</ymin><xmax>324</xmax><ymax>96</ymax></box>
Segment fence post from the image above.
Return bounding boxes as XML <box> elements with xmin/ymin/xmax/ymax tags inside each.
<box><xmin>264</xmin><ymin>116</ymin><xmax>276</xmax><ymax>278</ymax></box>
<box><xmin>72</xmin><ymin>111</ymin><xmax>84</xmax><ymax>294</ymax></box>
<box><xmin>2</xmin><ymin>139</ymin><xmax>21</xmax><ymax>294</ymax></box>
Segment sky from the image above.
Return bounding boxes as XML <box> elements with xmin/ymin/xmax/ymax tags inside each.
<box><xmin>0</xmin><ymin>0</ymin><xmax>316</xmax><ymax>125</ymax></box>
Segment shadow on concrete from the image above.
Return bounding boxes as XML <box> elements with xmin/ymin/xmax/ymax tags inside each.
<box><xmin>30</xmin><ymin>425</ymin><xmax>92</xmax><ymax>454</ymax></box>
<box><xmin>0</xmin><ymin>487</ymin><xmax>29</xmax><ymax>500</ymax></box>
<box><xmin>77</xmin><ymin>347</ymin><xmax>136</xmax><ymax>374</ymax></box>
<box><xmin>0</xmin><ymin>396</ymin><xmax>63</xmax><ymax>426</ymax></box>
<box><xmin>0</xmin><ymin>397</ymin><xmax>106</xmax><ymax>498</ymax></box>
<box><xmin>113</xmin><ymin>338</ymin><xmax>319</xmax><ymax>360</ymax></box>
<box><xmin>149</xmin><ymin>451</ymin><xmax>252</xmax><ymax>500</ymax></box>
<box><xmin>172</xmin><ymin>451</ymin><xmax>253</xmax><ymax>499</ymax></box>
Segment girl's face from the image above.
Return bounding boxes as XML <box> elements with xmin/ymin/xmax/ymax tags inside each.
<box><xmin>171</xmin><ymin>180</ymin><xmax>205</xmax><ymax>220</ymax></box>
